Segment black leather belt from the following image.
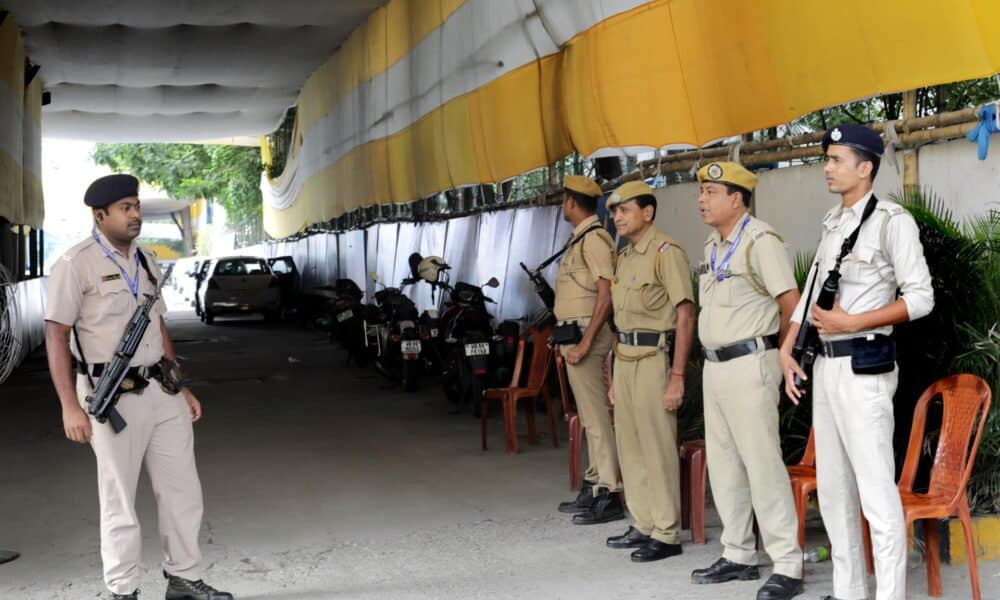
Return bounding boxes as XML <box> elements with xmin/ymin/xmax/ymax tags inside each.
<box><xmin>616</xmin><ymin>330</ymin><xmax>673</xmax><ymax>347</ymax></box>
<box><xmin>702</xmin><ymin>334</ymin><xmax>778</xmax><ymax>363</ymax></box>
<box><xmin>77</xmin><ymin>362</ymin><xmax>157</xmax><ymax>379</ymax></box>
<box><xmin>818</xmin><ymin>338</ymin><xmax>856</xmax><ymax>358</ymax></box>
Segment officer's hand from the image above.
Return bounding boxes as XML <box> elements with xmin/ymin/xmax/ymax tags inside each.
<box><xmin>63</xmin><ymin>405</ymin><xmax>92</xmax><ymax>443</ymax></box>
<box><xmin>811</xmin><ymin>303</ymin><xmax>855</xmax><ymax>335</ymax></box>
<box><xmin>663</xmin><ymin>376</ymin><xmax>684</xmax><ymax>412</ymax></box>
<box><xmin>181</xmin><ymin>387</ymin><xmax>203</xmax><ymax>422</ymax></box>
<box><xmin>780</xmin><ymin>348</ymin><xmax>805</xmax><ymax>405</ymax></box>
<box><xmin>607</xmin><ymin>385</ymin><xmax>615</xmax><ymax>406</ymax></box>
<box><xmin>565</xmin><ymin>340</ymin><xmax>590</xmax><ymax>365</ymax></box>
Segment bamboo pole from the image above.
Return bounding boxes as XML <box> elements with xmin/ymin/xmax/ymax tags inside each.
<box><xmin>902</xmin><ymin>91</ymin><xmax>920</xmax><ymax>191</ymax></box>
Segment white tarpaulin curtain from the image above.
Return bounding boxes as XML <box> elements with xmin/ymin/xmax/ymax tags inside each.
<box><xmin>246</xmin><ymin>205</ymin><xmax>584</xmax><ymax>324</ymax></box>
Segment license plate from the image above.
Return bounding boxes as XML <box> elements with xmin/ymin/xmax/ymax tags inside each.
<box><xmin>401</xmin><ymin>340</ymin><xmax>422</xmax><ymax>354</ymax></box>
<box><xmin>430</xmin><ymin>328</ymin><xmax>439</xmax><ymax>338</ymax></box>
<box><xmin>465</xmin><ymin>342</ymin><xmax>490</xmax><ymax>357</ymax></box>
<box><xmin>337</xmin><ymin>310</ymin><xmax>354</xmax><ymax>322</ymax></box>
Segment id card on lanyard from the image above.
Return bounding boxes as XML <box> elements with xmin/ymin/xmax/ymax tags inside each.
<box><xmin>93</xmin><ymin>231</ymin><xmax>141</xmax><ymax>300</ymax></box>
<box><xmin>710</xmin><ymin>214</ymin><xmax>751</xmax><ymax>281</ymax></box>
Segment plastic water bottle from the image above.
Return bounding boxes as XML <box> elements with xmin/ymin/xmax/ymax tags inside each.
<box><xmin>804</xmin><ymin>546</ymin><xmax>830</xmax><ymax>563</ymax></box>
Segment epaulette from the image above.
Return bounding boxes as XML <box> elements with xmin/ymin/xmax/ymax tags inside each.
<box><xmin>59</xmin><ymin>236</ymin><xmax>97</xmax><ymax>262</ymax></box>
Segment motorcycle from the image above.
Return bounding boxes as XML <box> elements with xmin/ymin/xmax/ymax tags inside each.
<box><xmin>407</xmin><ymin>253</ymin><xmax>519</xmax><ymax>415</ymax></box>
<box><xmin>329</xmin><ymin>278</ymin><xmax>369</xmax><ymax>367</ymax></box>
<box><xmin>367</xmin><ymin>273</ymin><xmax>423</xmax><ymax>392</ymax></box>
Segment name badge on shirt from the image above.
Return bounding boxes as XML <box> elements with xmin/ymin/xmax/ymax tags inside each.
<box><xmin>697</xmin><ymin>262</ymin><xmax>709</xmax><ymax>275</ymax></box>
<box><xmin>101</xmin><ymin>273</ymin><xmax>122</xmax><ymax>282</ymax></box>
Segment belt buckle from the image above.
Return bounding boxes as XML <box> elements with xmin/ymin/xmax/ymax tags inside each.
<box><xmin>704</xmin><ymin>348</ymin><xmax>719</xmax><ymax>362</ymax></box>
<box><xmin>821</xmin><ymin>340</ymin><xmax>835</xmax><ymax>357</ymax></box>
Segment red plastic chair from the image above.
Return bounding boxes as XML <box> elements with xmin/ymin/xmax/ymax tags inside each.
<box><xmin>481</xmin><ymin>327</ymin><xmax>557</xmax><ymax>455</ymax></box>
<box><xmin>894</xmin><ymin>374</ymin><xmax>992</xmax><ymax>599</ymax></box>
<box><xmin>554</xmin><ymin>350</ymin><xmax>583</xmax><ymax>490</ymax></box>
<box><xmin>680</xmin><ymin>440</ymin><xmax>707</xmax><ymax>544</ymax></box>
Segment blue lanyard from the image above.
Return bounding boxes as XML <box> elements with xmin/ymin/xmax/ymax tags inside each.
<box><xmin>710</xmin><ymin>214</ymin><xmax>751</xmax><ymax>282</ymax></box>
<box><xmin>93</xmin><ymin>231</ymin><xmax>141</xmax><ymax>299</ymax></box>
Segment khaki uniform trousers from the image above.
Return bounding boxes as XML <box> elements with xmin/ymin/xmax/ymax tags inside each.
<box><xmin>814</xmin><ymin>356</ymin><xmax>905</xmax><ymax>600</ymax></box>
<box><xmin>612</xmin><ymin>350</ymin><xmax>681</xmax><ymax>544</ymax></box>
<box><xmin>703</xmin><ymin>349</ymin><xmax>801</xmax><ymax>577</ymax></box>
<box><xmin>561</xmin><ymin>321</ymin><xmax>619</xmax><ymax>492</ymax></box>
<box><xmin>78</xmin><ymin>376</ymin><xmax>205</xmax><ymax>595</ymax></box>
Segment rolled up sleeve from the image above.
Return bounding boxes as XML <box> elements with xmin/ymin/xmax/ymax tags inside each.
<box><xmin>886</xmin><ymin>212</ymin><xmax>934</xmax><ymax>321</ymax></box>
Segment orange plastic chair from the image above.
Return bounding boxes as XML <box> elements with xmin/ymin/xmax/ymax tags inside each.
<box><xmin>481</xmin><ymin>327</ymin><xmax>558</xmax><ymax>455</ymax></box>
<box><xmin>894</xmin><ymin>374</ymin><xmax>992</xmax><ymax>599</ymax></box>
<box><xmin>554</xmin><ymin>350</ymin><xmax>583</xmax><ymax>490</ymax></box>
<box><xmin>680</xmin><ymin>439</ymin><xmax>707</xmax><ymax>544</ymax></box>
<box><xmin>787</xmin><ymin>427</ymin><xmax>873</xmax><ymax>576</ymax></box>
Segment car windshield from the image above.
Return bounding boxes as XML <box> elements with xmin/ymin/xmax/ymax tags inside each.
<box><xmin>215</xmin><ymin>258</ymin><xmax>270</xmax><ymax>276</ymax></box>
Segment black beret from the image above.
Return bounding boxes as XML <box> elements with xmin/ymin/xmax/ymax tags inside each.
<box><xmin>84</xmin><ymin>174</ymin><xmax>139</xmax><ymax>208</ymax></box>
<box><xmin>821</xmin><ymin>124</ymin><xmax>884</xmax><ymax>156</ymax></box>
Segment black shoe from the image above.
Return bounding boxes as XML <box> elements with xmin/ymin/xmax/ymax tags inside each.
<box><xmin>572</xmin><ymin>488</ymin><xmax>625</xmax><ymax>525</ymax></box>
<box><xmin>756</xmin><ymin>574</ymin><xmax>803</xmax><ymax>600</ymax></box>
<box><xmin>109</xmin><ymin>592</ymin><xmax>138</xmax><ymax>600</ymax></box>
<box><xmin>164</xmin><ymin>572</ymin><xmax>234</xmax><ymax>600</ymax></box>
<box><xmin>557</xmin><ymin>481</ymin><xmax>595</xmax><ymax>514</ymax></box>
<box><xmin>606</xmin><ymin>526</ymin><xmax>650</xmax><ymax>549</ymax></box>
<box><xmin>691</xmin><ymin>557</ymin><xmax>760</xmax><ymax>584</ymax></box>
<box><xmin>630</xmin><ymin>539</ymin><xmax>683</xmax><ymax>562</ymax></box>
<box><xmin>819</xmin><ymin>596</ymin><xmax>844</xmax><ymax>600</ymax></box>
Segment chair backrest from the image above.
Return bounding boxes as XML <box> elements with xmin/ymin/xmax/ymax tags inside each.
<box><xmin>898</xmin><ymin>374</ymin><xmax>993</xmax><ymax>506</ymax></box>
<box><xmin>798</xmin><ymin>426</ymin><xmax>816</xmax><ymax>468</ymax></box>
<box><xmin>523</xmin><ymin>326</ymin><xmax>554</xmax><ymax>391</ymax></box>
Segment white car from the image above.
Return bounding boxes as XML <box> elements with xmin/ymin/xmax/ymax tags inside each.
<box><xmin>198</xmin><ymin>256</ymin><xmax>281</xmax><ymax>324</ymax></box>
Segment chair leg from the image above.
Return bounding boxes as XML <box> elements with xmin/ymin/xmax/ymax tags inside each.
<box><xmin>544</xmin><ymin>386</ymin><xmax>558</xmax><ymax>448</ymax></box>
<box><xmin>503</xmin><ymin>397</ymin><xmax>518</xmax><ymax>455</ymax></box>
<box><xmin>793</xmin><ymin>483</ymin><xmax>807</xmax><ymax>552</ymax></box>
<box><xmin>680</xmin><ymin>452</ymin><xmax>691</xmax><ymax>531</ymax></box>
<box><xmin>569</xmin><ymin>415</ymin><xmax>581</xmax><ymax>490</ymax></box>
<box><xmin>959</xmin><ymin>499</ymin><xmax>982</xmax><ymax>600</ymax></box>
<box><xmin>924</xmin><ymin>518</ymin><xmax>942</xmax><ymax>597</ymax></box>
<box><xmin>691</xmin><ymin>447</ymin><xmax>706</xmax><ymax>545</ymax></box>
<box><xmin>525</xmin><ymin>397</ymin><xmax>538</xmax><ymax>445</ymax></box>
<box><xmin>481</xmin><ymin>398</ymin><xmax>488</xmax><ymax>451</ymax></box>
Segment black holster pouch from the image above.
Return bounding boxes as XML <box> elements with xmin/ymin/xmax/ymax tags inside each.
<box><xmin>151</xmin><ymin>358</ymin><xmax>184</xmax><ymax>395</ymax></box>
<box><xmin>851</xmin><ymin>334</ymin><xmax>896</xmax><ymax>375</ymax></box>
<box><xmin>551</xmin><ymin>322</ymin><xmax>583</xmax><ymax>345</ymax></box>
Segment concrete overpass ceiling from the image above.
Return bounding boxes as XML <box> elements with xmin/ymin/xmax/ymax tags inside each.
<box><xmin>4</xmin><ymin>0</ymin><xmax>386</xmax><ymax>142</ymax></box>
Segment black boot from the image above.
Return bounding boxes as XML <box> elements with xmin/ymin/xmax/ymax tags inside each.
<box><xmin>606</xmin><ymin>526</ymin><xmax>650</xmax><ymax>549</ymax></box>
<box><xmin>557</xmin><ymin>481</ymin><xmax>595</xmax><ymax>514</ymax></box>
<box><xmin>691</xmin><ymin>557</ymin><xmax>760</xmax><ymax>584</ymax></box>
<box><xmin>630</xmin><ymin>539</ymin><xmax>682</xmax><ymax>562</ymax></box>
<box><xmin>164</xmin><ymin>572</ymin><xmax>234</xmax><ymax>600</ymax></box>
<box><xmin>756</xmin><ymin>574</ymin><xmax>803</xmax><ymax>600</ymax></box>
<box><xmin>572</xmin><ymin>488</ymin><xmax>625</xmax><ymax>525</ymax></box>
<box><xmin>109</xmin><ymin>592</ymin><xmax>138</xmax><ymax>600</ymax></box>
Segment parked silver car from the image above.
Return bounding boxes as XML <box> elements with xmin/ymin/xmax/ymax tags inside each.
<box><xmin>198</xmin><ymin>256</ymin><xmax>281</xmax><ymax>324</ymax></box>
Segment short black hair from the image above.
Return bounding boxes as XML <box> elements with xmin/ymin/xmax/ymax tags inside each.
<box><xmin>723</xmin><ymin>183</ymin><xmax>752</xmax><ymax>208</ymax></box>
<box><xmin>634</xmin><ymin>194</ymin><xmax>657</xmax><ymax>219</ymax></box>
<box><xmin>567</xmin><ymin>190</ymin><xmax>598</xmax><ymax>213</ymax></box>
<box><xmin>849</xmin><ymin>147</ymin><xmax>881</xmax><ymax>180</ymax></box>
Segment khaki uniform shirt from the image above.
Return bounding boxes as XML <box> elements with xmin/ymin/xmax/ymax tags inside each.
<box><xmin>698</xmin><ymin>214</ymin><xmax>797</xmax><ymax>349</ymax></box>
<box><xmin>554</xmin><ymin>215</ymin><xmax>616</xmax><ymax>322</ymax></box>
<box><xmin>611</xmin><ymin>225</ymin><xmax>693</xmax><ymax>358</ymax></box>
<box><xmin>791</xmin><ymin>192</ymin><xmax>934</xmax><ymax>340</ymax></box>
<box><xmin>44</xmin><ymin>230</ymin><xmax>168</xmax><ymax>367</ymax></box>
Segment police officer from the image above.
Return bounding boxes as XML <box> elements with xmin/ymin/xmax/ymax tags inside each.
<box><xmin>44</xmin><ymin>174</ymin><xmax>233</xmax><ymax>600</ymax></box>
<box><xmin>603</xmin><ymin>180</ymin><xmax>694</xmax><ymax>562</ymax></box>
<box><xmin>780</xmin><ymin>125</ymin><xmax>934</xmax><ymax>600</ymax></box>
<box><xmin>552</xmin><ymin>175</ymin><xmax>624</xmax><ymax>525</ymax></box>
<box><xmin>691</xmin><ymin>162</ymin><xmax>803</xmax><ymax>599</ymax></box>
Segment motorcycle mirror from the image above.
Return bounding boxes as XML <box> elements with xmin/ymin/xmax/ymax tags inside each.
<box><xmin>484</xmin><ymin>277</ymin><xmax>500</xmax><ymax>288</ymax></box>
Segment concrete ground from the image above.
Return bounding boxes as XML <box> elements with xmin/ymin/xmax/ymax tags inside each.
<box><xmin>1</xmin><ymin>293</ymin><xmax>996</xmax><ymax>599</ymax></box>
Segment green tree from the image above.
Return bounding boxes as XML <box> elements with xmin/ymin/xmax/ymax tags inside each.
<box><xmin>91</xmin><ymin>143</ymin><xmax>264</xmax><ymax>232</ymax></box>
